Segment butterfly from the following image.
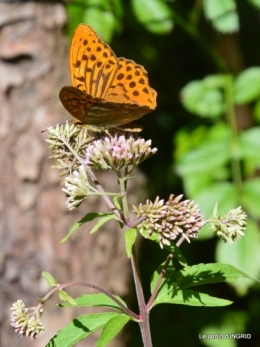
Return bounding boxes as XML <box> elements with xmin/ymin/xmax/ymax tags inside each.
<box><xmin>59</xmin><ymin>24</ymin><xmax>157</xmax><ymax>132</ymax></box>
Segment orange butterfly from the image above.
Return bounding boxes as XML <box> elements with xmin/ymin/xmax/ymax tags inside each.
<box><xmin>59</xmin><ymin>24</ymin><xmax>157</xmax><ymax>132</ymax></box>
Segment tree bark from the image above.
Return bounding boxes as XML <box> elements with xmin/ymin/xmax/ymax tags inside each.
<box><xmin>0</xmin><ymin>2</ymin><xmax>146</xmax><ymax>346</ymax></box>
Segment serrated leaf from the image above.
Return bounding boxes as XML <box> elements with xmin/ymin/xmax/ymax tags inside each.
<box><xmin>61</xmin><ymin>212</ymin><xmax>119</xmax><ymax>242</ymax></box>
<box><xmin>234</xmin><ymin>67</ymin><xmax>260</xmax><ymax>103</ymax></box>
<box><xmin>59</xmin><ymin>290</ymin><xmax>78</xmax><ymax>305</ymax></box>
<box><xmin>124</xmin><ymin>228</ymin><xmax>137</xmax><ymax>258</ymax></box>
<box><xmin>96</xmin><ymin>315</ymin><xmax>130</xmax><ymax>347</ymax></box>
<box><xmin>175</xmin><ymin>263</ymin><xmax>256</xmax><ymax>288</ymax></box>
<box><xmin>204</xmin><ymin>0</ymin><xmax>239</xmax><ymax>33</ymax></box>
<box><xmin>132</xmin><ymin>0</ymin><xmax>173</xmax><ymax>34</ymax></box>
<box><xmin>151</xmin><ymin>263</ymin><xmax>253</xmax><ymax>302</ymax></box>
<box><xmin>153</xmin><ymin>263</ymin><xmax>256</xmax><ymax>306</ymax></box>
<box><xmin>59</xmin><ymin>293</ymin><xmax>127</xmax><ymax>312</ymax></box>
<box><xmin>46</xmin><ymin>312</ymin><xmax>120</xmax><ymax>347</ymax></box>
<box><xmin>42</xmin><ymin>271</ymin><xmax>57</xmax><ymax>287</ymax></box>
<box><xmin>153</xmin><ymin>289</ymin><xmax>232</xmax><ymax>307</ymax></box>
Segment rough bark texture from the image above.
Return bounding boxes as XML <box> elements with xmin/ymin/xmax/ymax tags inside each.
<box><xmin>0</xmin><ymin>3</ymin><xmax>146</xmax><ymax>346</ymax></box>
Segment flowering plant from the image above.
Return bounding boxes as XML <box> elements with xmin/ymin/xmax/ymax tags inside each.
<box><xmin>11</xmin><ymin>123</ymin><xmax>251</xmax><ymax>346</ymax></box>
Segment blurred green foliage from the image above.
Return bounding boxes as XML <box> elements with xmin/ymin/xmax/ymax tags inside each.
<box><xmin>64</xmin><ymin>1</ymin><xmax>260</xmax><ymax>346</ymax></box>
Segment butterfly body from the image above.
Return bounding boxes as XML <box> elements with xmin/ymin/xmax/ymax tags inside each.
<box><xmin>60</xmin><ymin>24</ymin><xmax>157</xmax><ymax>132</ymax></box>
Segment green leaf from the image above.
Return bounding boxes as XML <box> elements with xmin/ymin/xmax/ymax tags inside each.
<box><xmin>194</xmin><ymin>182</ymin><xmax>238</xmax><ymax>219</ymax></box>
<box><xmin>176</xmin><ymin>139</ymin><xmax>230</xmax><ymax>177</ymax></box>
<box><xmin>67</xmin><ymin>4</ymin><xmax>85</xmax><ymax>36</ymax></box>
<box><xmin>163</xmin><ymin>243</ymin><xmax>188</xmax><ymax>267</ymax></box>
<box><xmin>96</xmin><ymin>315</ymin><xmax>130</xmax><ymax>347</ymax></box>
<box><xmin>239</xmin><ymin>127</ymin><xmax>260</xmax><ymax>165</ymax></box>
<box><xmin>204</xmin><ymin>74</ymin><xmax>229</xmax><ymax>88</ymax></box>
<box><xmin>154</xmin><ymin>263</ymin><xmax>256</xmax><ymax>304</ymax></box>
<box><xmin>183</xmin><ymin>173</ymin><xmax>217</xmax><ymax>199</ymax></box>
<box><xmin>248</xmin><ymin>0</ymin><xmax>260</xmax><ymax>10</ymax></box>
<box><xmin>202</xmin><ymin>311</ymin><xmax>247</xmax><ymax>347</ymax></box>
<box><xmin>243</xmin><ymin>178</ymin><xmax>260</xmax><ymax>218</ymax></box>
<box><xmin>59</xmin><ymin>293</ymin><xmax>127</xmax><ymax>312</ymax></box>
<box><xmin>204</xmin><ymin>0</ymin><xmax>239</xmax><ymax>33</ymax></box>
<box><xmin>42</xmin><ymin>271</ymin><xmax>57</xmax><ymax>287</ymax></box>
<box><xmin>59</xmin><ymin>290</ymin><xmax>78</xmax><ymax>306</ymax></box>
<box><xmin>150</xmin><ymin>264</ymin><xmax>175</xmax><ymax>293</ymax></box>
<box><xmin>113</xmin><ymin>195</ymin><xmax>122</xmax><ymax>210</ymax></box>
<box><xmin>153</xmin><ymin>289</ymin><xmax>232</xmax><ymax>307</ymax></box>
<box><xmin>89</xmin><ymin>214</ymin><xmax>119</xmax><ymax>234</ymax></box>
<box><xmin>140</xmin><ymin>230</ymin><xmax>187</xmax><ymax>266</ymax></box>
<box><xmin>132</xmin><ymin>0</ymin><xmax>173</xmax><ymax>34</ymax></box>
<box><xmin>79</xmin><ymin>0</ymin><xmax>123</xmax><ymax>42</ymax></box>
<box><xmin>181</xmin><ymin>76</ymin><xmax>226</xmax><ymax>118</ymax></box>
<box><xmin>46</xmin><ymin>312</ymin><xmax>121</xmax><ymax>347</ymax></box>
<box><xmin>124</xmin><ymin>228</ymin><xmax>137</xmax><ymax>258</ymax></box>
<box><xmin>61</xmin><ymin>212</ymin><xmax>119</xmax><ymax>242</ymax></box>
<box><xmin>175</xmin><ymin>123</ymin><xmax>231</xmax><ymax>198</ymax></box>
<box><xmin>234</xmin><ymin>67</ymin><xmax>260</xmax><ymax>103</ymax></box>
<box><xmin>175</xmin><ymin>263</ymin><xmax>256</xmax><ymax>288</ymax></box>
<box><xmin>216</xmin><ymin>218</ymin><xmax>260</xmax><ymax>294</ymax></box>
<box><xmin>253</xmin><ymin>99</ymin><xmax>260</xmax><ymax>122</ymax></box>
<box><xmin>196</xmin><ymin>182</ymin><xmax>241</xmax><ymax>239</ymax></box>
<box><xmin>175</xmin><ymin>122</ymin><xmax>229</xmax><ymax>159</ymax></box>
<box><xmin>83</xmin><ymin>8</ymin><xmax>115</xmax><ymax>43</ymax></box>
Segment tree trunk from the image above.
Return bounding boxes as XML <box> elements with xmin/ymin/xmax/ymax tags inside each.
<box><xmin>0</xmin><ymin>2</ymin><xmax>146</xmax><ymax>346</ymax></box>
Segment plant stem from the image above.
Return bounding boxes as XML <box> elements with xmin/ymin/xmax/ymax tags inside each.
<box><xmin>35</xmin><ymin>281</ymin><xmax>139</xmax><ymax>320</ymax></box>
<box><xmin>131</xmin><ymin>245</ymin><xmax>153</xmax><ymax>347</ymax></box>
<box><xmin>118</xmin><ymin>169</ymin><xmax>152</xmax><ymax>345</ymax></box>
<box><xmin>86</xmin><ymin>166</ymin><xmax>128</xmax><ymax>225</ymax></box>
<box><xmin>147</xmin><ymin>235</ymin><xmax>186</xmax><ymax>309</ymax></box>
<box><xmin>119</xmin><ymin>175</ymin><xmax>129</xmax><ymax>223</ymax></box>
<box><xmin>224</xmin><ymin>75</ymin><xmax>243</xmax><ymax>198</ymax></box>
<box><xmin>147</xmin><ymin>253</ymin><xmax>173</xmax><ymax>310</ymax></box>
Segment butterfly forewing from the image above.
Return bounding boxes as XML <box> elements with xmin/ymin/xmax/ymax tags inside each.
<box><xmin>69</xmin><ymin>25</ymin><xmax>118</xmax><ymax>98</ymax></box>
<box><xmin>105</xmin><ymin>58</ymin><xmax>157</xmax><ymax>108</ymax></box>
